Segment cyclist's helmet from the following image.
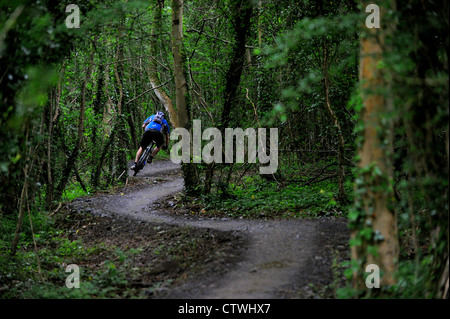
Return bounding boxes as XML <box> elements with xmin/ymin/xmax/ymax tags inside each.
<box><xmin>153</xmin><ymin>111</ymin><xmax>165</xmax><ymax>124</ymax></box>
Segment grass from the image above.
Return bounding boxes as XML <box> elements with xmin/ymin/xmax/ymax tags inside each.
<box><xmin>188</xmin><ymin>175</ymin><xmax>353</xmax><ymax>219</ymax></box>
<box><xmin>62</xmin><ymin>183</ymin><xmax>90</xmax><ymax>202</ymax></box>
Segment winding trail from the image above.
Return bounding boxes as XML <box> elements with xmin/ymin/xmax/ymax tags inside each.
<box><xmin>70</xmin><ymin>160</ymin><xmax>350</xmax><ymax>298</ymax></box>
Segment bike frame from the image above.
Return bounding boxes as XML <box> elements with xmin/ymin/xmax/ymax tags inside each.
<box><xmin>133</xmin><ymin>142</ymin><xmax>155</xmax><ymax>176</ymax></box>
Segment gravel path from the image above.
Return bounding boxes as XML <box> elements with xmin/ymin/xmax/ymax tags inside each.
<box><xmin>69</xmin><ymin>160</ymin><xmax>350</xmax><ymax>298</ymax></box>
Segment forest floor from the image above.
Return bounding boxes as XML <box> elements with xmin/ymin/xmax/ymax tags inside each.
<box><xmin>61</xmin><ymin>159</ymin><xmax>351</xmax><ymax>299</ymax></box>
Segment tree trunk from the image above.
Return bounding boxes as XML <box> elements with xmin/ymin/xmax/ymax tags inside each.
<box><xmin>203</xmin><ymin>0</ymin><xmax>253</xmax><ymax>195</ymax></box>
<box><xmin>323</xmin><ymin>44</ymin><xmax>347</xmax><ymax>203</ymax></box>
<box><xmin>92</xmin><ymin>130</ymin><xmax>116</xmax><ymax>189</ymax></box>
<box><xmin>11</xmin><ymin>123</ymin><xmax>30</xmax><ymax>255</ymax></box>
<box><xmin>114</xmin><ymin>39</ymin><xmax>129</xmax><ymax>184</ymax></box>
<box><xmin>171</xmin><ymin>0</ymin><xmax>199</xmax><ymax>195</ymax></box>
<box><xmin>46</xmin><ymin>88</ymin><xmax>55</xmax><ymax>210</ymax></box>
<box><xmin>90</xmin><ymin>57</ymin><xmax>105</xmax><ymax>186</ymax></box>
<box><xmin>54</xmin><ymin>47</ymin><xmax>95</xmax><ymax>201</ymax></box>
<box><xmin>220</xmin><ymin>0</ymin><xmax>253</xmax><ymax>129</ymax></box>
<box><xmin>171</xmin><ymin>0</ymin><xmax>188</xmax><ymax>128</ymax></box>
<box><xmin>351</xmin><ymin>0</ymin><xmax>399</xmax><ymax>287</ymax></box>
<box><xmin>148</xmin><ymin>0</ymin><xmax>178</xmax><ymax>127</ymax></box>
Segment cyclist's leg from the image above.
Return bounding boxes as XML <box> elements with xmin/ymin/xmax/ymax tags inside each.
<box><xmin>145</xmin><ymin>145</ymin><xmax>155</xmax><ymax>164</ymax></box>
<box><xmin>147</xmin><ymin>130</ymin><xmax>164</xmax><ymax>162</ymax></box>
<box><xmin>135</xmin><ymin>146</ymin><xmax>144</xmax><ymax>163</ymax></box>
<box><xmin>151</xmin><ymin>145</ymin><xmax>161</xmax><ymax>157</ymax></box>
<box><xmin>132</xmin><ymin>131</ymin><xmax>152</xmax><ymax>169</ymax></box>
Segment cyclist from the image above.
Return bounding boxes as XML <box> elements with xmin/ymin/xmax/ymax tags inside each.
<box><xmin>131</xmin><ymin>111</ymin><xmax>169</xmax><ymax>171</ymax></box>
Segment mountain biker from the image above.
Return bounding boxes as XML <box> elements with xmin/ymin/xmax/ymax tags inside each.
<box><xmin>131</xmin><ymin>111</ymin><xmax>170</xmax><ymax>171</ymax></box>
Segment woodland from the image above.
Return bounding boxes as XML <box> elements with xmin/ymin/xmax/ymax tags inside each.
<box><xmin>0</xmin><ymin>0</ymin><xmax>448</xmax><ymax>299</ymax></box>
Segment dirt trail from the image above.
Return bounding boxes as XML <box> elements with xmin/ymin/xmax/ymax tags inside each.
<box><xmin>69</xmin><ymin>160</ymin><xmax>350</xmax><ymax>298</ymax></box>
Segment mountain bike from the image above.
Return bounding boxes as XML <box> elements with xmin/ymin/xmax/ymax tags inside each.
<box><xmin>132</xmin><ymin>141</ymin><xmax>155</xmax><ymax>176</ymax></box>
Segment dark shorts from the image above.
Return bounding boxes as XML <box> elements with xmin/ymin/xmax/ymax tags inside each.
<box><xmin>140</xmin><ymin>129</ymin><xmax>164</xmax><ymax>149</ymax></box>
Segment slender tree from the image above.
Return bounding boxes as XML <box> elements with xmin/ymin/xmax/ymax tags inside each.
<box><xmin>54</xmin><ymin>44</ymin><xmax>95</xmax><ymax>201</ymax></box>
<box><xmin>149</xmin><ymin>0</ymin><xmax>178</xmax><ymax>127</ymax></box>
<box><xmin>171</xmin><ymin>0</ymin><xmax>199</xmax><ymax>194</ymax></box>
<box><xmin>351</xmin><ymin>0</ymin><xmax>399</xmax><ymax>287</ymax></box>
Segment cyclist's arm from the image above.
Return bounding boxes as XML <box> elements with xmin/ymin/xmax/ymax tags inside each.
<box><xmin>165</xmin><ymin>121</ymin><xmax>170</xmax><ymax>142</ymax></box>
<box><xmin>163</xmin><ymin>120</ymin><xmax>170</xmax><ymax>149</ymax></box>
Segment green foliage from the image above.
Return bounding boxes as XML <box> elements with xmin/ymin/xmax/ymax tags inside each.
<box><xmin>192</xmin><ymin>174</ymin><xmax>352</xmax><ymax>219</ymax></box>
<box><xmin>0</xmin><ymin>215</ymin><xmax>141</xmax><ymax>299</ymax></box>
<box><xmin>62</xmin><ymin>180</ymin><xmax>90</xmax><ymax>202</ymax></box>
<box><xmin>1</xmin><ymin>0</ymin><xmax>447</xmax><ymax>300</ymax></box>
<box><xmin>262</xmin><ymin>11</ymin><xmax>360</xmax><ymax>121</ymax></box>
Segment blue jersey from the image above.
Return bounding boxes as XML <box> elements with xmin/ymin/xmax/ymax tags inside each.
<box><xmin>143</xmin><ymin>114</ymin><xmax>170</xmax><ymax>133</ymax></box>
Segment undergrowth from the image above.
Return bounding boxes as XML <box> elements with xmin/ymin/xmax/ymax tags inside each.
<box><xmin>179</xmin><ymin>176</ymin><xmax>354</xmax><ymax>219</ymax></box>
<box><xmin>0</xmin><ymin>212</ymin><xmax>139</xmax><ymax>298</ymax></box>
